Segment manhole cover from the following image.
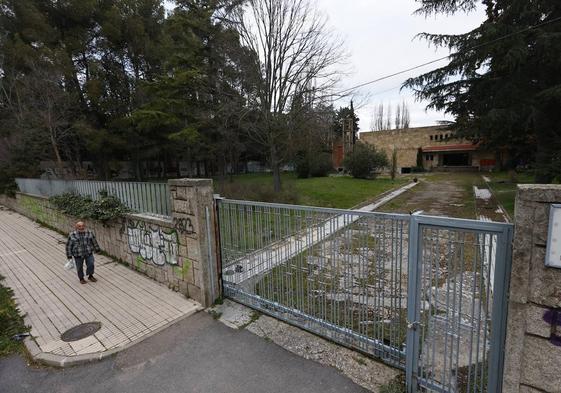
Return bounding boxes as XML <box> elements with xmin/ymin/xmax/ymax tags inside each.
<box><xmin>61</xmin><ymin>322</ymin><xmax>102</xmax><ymax>342</ymax></box>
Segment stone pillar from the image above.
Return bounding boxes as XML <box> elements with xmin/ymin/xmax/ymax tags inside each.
<box><xmin>503</xmin><ymin>184</ymin><xmax>561</xmax><ymax>392</ymax></box>
<box><xmin>168</xmin><ymin>179</ymin><xmax>219</xmax><ymax>308</ymax></box>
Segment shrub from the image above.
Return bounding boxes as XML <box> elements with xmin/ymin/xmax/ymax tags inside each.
<box><xmin>50</xmin><ymin>190</ymin><xmax>130</xmax><ymax>222</ymax></box>
<box><xmin>295</xmin><ymin>151</ymin><xmax>332</xmax><ymax>178</ymax></box>
<box><xmin>343</xmin><ymin>143</ymin><xmax>388</xmax><ymax>179</ymax></box>
<box><xmin>416</xmin><ymin>147</ymin><xmax>423</xmax><ymax>168</ymax></box>
<box><xmin>390</xmin><ymin>148</ymin><xmax>398</xmax><ymax>181</ymax></box>
<box><xmin>0</xmin><ymin>274</ymin><xmax>30</xmax><ymax>356</ymax></box>
<box><xmin>295</xmin><ymin>153</ymin><xmax>310</xmax><ymax>179</ymax></box>
<box><xmin>0</xmin><ymin>165</ymin><xmax>18</xmax><ymax>197</ymax></box>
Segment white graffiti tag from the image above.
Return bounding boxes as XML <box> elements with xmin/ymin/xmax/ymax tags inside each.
<box><xmin>127</xmin><ymin>222</ymin><xmax>179</xmax><ymax>266</ymax></box>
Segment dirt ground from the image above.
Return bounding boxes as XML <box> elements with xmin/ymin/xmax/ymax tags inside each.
<box><xmin>379</xmin><ymin>173</ymin><xmax>508</xmax><ymax>222</ymax></box>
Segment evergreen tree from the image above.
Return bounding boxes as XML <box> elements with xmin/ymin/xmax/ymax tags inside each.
<box><xmin>405</xmin><ymin>0</ymin><xmax>561</xmax><ymax>182</ymax></box>
<box><xmin>334</xmin><ymin>103</ymin><xmax>360</xmax><ymax>142</ymax></box>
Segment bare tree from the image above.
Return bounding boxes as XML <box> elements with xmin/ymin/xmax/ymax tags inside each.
<box><xmin>394</xmin><ymin>101</ymin><xmax>410</xmax><ymax>129</ymax></box>
<box><xmin>373</xmin><ymin>103</ymin><xmax>385</xmax><ymax>131</ymax></box>
<box><xmin>372</xmin><ymin>102</ymin><xmax>393</xmax><ymax>131</ymax></box>
<box><xmin>5</xmin><ymin>64</ymin><xmax>79</xmax><ymax>177</ymax></box>
<box><xmin>231</xmin><ymin>0</ymin><xmax>344</xmax><ymax>191</ymax></box>
<box><xmin>385</xmin><ymin>105</ymin><xmax>392</xmax><ymax>131</ymax></box>
<box><xmin>399</xmin><ymin>101</ymin><xmax>410</xmax><ymax>129</ymax></box>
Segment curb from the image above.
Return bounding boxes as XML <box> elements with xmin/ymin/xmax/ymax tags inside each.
<box><xmin>24</xmin><ymin>305</ymin><xmax>203</xmax><ymax>368</ymax></box>
<box><xmin>356</xmin><ymin>181</ymin><xmax>419</xmax><ymax>212</ymax></box>
<box><xmin>351</xmin><ymin>180</ymin><xmax>418</xmax><ymax>211</ymax></box>
<box><xmin>481</xmin><ymin>175</ymin><xmax>512</xmax><ymax>223</ymax></box>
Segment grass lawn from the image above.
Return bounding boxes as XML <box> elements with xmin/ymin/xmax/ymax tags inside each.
<box><xmin>214</xmin><ymin>173</ymin><xmax>408</xmax><ymax>209</ymax></box>
<box><xmin>486</xmin><ymin>171</ymin><xmax>535</xmax><ymax>218</ymax></box>
<box><xmin>0</xmin><ymin>274</ymin><xmax>29</xmax><ymax>357</ymax></box>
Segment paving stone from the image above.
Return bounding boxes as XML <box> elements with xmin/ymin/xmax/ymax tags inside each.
<box><xmin>0</xmin><ymin>207</ymin><xmax>201</xmax><ymax>365</ymax></box>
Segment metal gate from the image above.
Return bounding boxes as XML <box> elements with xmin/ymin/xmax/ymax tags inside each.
<box><xmin>216</xmin><ymin>198</ymin><xmax>512</xmax><ymax>393</ymax></box>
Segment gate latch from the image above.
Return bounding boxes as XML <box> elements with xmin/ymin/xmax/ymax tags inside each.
<box><xmin>407</xmin><ymin>320</ymin><xmax>421</xmax><ymax>330</ymax></box>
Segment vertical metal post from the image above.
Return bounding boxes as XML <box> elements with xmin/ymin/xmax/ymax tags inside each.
<box><xmin>487</xmin><ymin>226</ymin><xmax>513</xmax><ymax>393</ymax></box>
<box><xmin>213</xmin><ymin>195</ymin><xmax>225</xmax><ymax>299</ymax></box>
<box><xmin>405</xmin><ymin>214</ymin><xmax>421</xmax><ymax>393</ymax></box>
<box><xmin>205</xmin><ymin>206</ymin><xmax>217</xmax><ymax>304</ymax></box>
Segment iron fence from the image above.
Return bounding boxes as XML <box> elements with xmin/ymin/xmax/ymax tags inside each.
<box><xmin>15</xmin><ymin>178</ymin><xmax>171</xmax><ymax>217</ymax></box>
<box><xmin>216</xmin><ymin>198</ymin><xmax>513</xmax><ymax>393</ymax></box>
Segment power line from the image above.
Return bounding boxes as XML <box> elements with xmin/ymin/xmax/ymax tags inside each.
<box><xmin>335</xmin><ymin>15</ymin><xmax>561</xmax><ymax>96</ymax></box>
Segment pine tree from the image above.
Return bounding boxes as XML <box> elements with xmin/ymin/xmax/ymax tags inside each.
<box><xmin>404</xmin><ymin>0</ymin><xmax>561</xmax><ymax>182</ymax></box>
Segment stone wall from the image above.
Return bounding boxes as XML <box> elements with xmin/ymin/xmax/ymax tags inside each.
<box><xmin>359</xmin><ymin>126</ymin><xmax>450</xmax><ymax>170</ymax></box>
<box><xmin>503</xmin><ymin>184</ymin><xmax>561</xmax><ymax>392</ymax></box>
<box><xmin>0</xmin><ymin>179</ymin><xmax>219</xmax><ymax>307</ymax></box>
<box><xmin>359</xmin><ymin>126</ymin><xmax>498</xmax><ymax>171</ymax></box>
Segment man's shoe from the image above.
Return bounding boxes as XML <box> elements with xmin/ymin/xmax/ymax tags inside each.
<box><xmin>80</xmin><ymin>279</ymin><xmax>87</xmax><ymax>284</ymax></box>
<box><xmin>88</xmin><ymin>276</ymin><xmax>97</xmax><ymax>282</ymax></box>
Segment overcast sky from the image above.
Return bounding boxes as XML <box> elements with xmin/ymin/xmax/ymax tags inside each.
<box><xmin>165</xmin><ymin>1</ymin><xmax>485</xmax><ymax>131</ymax></box>
<box><xmin>317</xmin><ymin>0</ymin><xmax>485</xmax><ymax>131</ymax></box>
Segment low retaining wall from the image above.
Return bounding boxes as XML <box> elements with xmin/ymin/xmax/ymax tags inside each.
<box><xmin>0</xmin><ymin>179</ymin><xmax>219</xmax><ymax>307</ymax></box>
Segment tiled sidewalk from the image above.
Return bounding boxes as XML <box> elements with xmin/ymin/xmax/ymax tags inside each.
<box><xmin>0</xmin><ymin>206</ymin><xmax>201</xmax><ymax>365</ymax></box>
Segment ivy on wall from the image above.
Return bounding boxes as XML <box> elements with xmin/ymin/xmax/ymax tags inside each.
<box><xmin>49</xmin><ymin>191</ymin><xmax>130</xmax><ymax>222</ymax></box>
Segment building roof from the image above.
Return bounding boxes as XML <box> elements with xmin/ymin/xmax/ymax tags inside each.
<box><xmin>423</xmin><ymin>143</ymin><xmax>479</xmax><ymax>153</ymax></box>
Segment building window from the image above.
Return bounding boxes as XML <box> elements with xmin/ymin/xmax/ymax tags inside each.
<box><xmin>430</xmin><ymin>135</ymin><xmax>433</xmax><ymax>141</ymax></box>
<box><xmin>440</xmin><ymin>134</ymin><xmax>443</xmax><ymax>140</ymax></box>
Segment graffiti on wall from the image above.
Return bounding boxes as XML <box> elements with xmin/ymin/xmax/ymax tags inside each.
<box><xmin>543</xmin><ymin>309</ymin><xmax>561</xmax><ymax>346</ymax></box>
<box><xmin>173</xmin><ymin>217</ymin><xmax>195</xmax><ymax>235</ymax></box>
<box><xmin>127</xmin><ymin>220</ymin><xmax>179</xmax><ymax>266</ymax></box>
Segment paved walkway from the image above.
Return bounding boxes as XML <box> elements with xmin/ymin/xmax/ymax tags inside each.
<box><xmin>0</xmin><ymin>206</ymin><xmax>201</xmax><ymax>365</ymax></box>
<box><xmin>0</xmin><ymin>312</ymin><xmax>368</xmax><ymax>393</ymax></box>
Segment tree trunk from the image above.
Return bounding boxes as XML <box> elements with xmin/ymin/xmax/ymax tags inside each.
<box><xmin>271</xmin><ymin>146</ymin><xmax>282</xmax><ymax>192</ymax></box>
<box><xmin>535</xmin><ymin>140</ymin><xmax>554</xmax><ymax>183</ymax></box>
<box><xmin>534</xmin><ymin>120</ymin><xmax>556</xmax><ymax>184</ymax></box>
<box><xmin>49</xmin><ymin>130</ymin><xmax>65</xmax><ymax>178</ymax></box>
<box><xmin>134</xmin><ymin>154</ymin><xmax>142</xmax><ymax>181</ymax></box>
<box><xmin>272</xmin><ymin>163</ymin><xmax>282</xmax><ymax>192</ymax></box>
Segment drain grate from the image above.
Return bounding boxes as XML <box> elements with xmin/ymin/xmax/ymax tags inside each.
<box><xmin>61</xmin><ymin>322</ymin><xmax>102</xmax><ymax>342</ymax></box>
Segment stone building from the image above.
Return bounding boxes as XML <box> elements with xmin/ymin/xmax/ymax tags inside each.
<box><xmin>359</xmin><ymin>125</ymin><xmax>500</xmax><ymax>173</ymax></box>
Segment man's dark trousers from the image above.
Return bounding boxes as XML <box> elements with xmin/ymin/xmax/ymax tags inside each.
<box><xmin>74</xmin><ymin>254</ymin><xmax>95</xmax><ymax>280</ymax></box>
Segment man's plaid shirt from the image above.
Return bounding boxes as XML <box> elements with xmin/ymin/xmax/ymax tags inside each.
<box><xmin>66</xmin><ymin>230</ymin><xmax>101</xmax><ymax>258</ymax></box>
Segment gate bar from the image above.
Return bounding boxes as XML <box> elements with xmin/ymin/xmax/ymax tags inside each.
<box><xmin>405</xmin><ymin>213</ymin><xmax>422</xmax><ymax>393</ymax></box>
<box><xmin>487</xmin><ymin>225</ymin><xmax>514</xmax><ymax>393</ymax></box>
<box><xmin>225</xmin><ymin>283</ymin><xmax>407</xmax><ymax>364</ymax></box>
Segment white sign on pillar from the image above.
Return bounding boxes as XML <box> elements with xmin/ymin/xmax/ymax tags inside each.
<box><xmin>546</xmin><ymin>204</ymin><xmax>561</xmax><ymax>268</ymax></box>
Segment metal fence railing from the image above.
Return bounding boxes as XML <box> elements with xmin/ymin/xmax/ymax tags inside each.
<box><xmin>218</xmin><ymin>198</ymin><xmax>412</xmax><ymax>368</ymax></box>
<box><xmin>15</xmin><ymin>178</ymin><xmax>171</xmax><ymax>217</ymax></box>
<box><xmin>216</xmin><ymin>198</ymin><xmax>514</xmax><ymax>393</ymax></box>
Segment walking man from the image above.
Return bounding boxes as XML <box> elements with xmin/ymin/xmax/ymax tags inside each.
<box><xmin>66</xmin><ymin>221</ymin><xmax>101</xmax><ymax>284</ymax></box>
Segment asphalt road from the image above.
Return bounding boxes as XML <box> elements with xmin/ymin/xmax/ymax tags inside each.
<box><xmin>0</xmin><ymin>312</ymin><xmax>368</xmax><ymax>393</ymax></box>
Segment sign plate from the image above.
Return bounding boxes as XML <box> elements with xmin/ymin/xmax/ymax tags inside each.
<box><xmin>546</xmin><ymin>204</ymin><xmax>561</xmax><ymax>268</ymax></box>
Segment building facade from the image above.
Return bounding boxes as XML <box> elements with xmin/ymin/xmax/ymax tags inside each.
<box><xmin>360</xmin><ymin>126</ymin><xmax>500</xmax><ymax>173</ymax></box>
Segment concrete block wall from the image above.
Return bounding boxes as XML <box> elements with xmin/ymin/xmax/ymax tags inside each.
<box><xmin>503</xmin><ymin>184</ymin><xmax>561</xmax><ymax>392</ymax></box>
<box><xmin>0</xmin><ymin>178</ymin><xmax>219</xmax><ymax>307</ymax></box>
